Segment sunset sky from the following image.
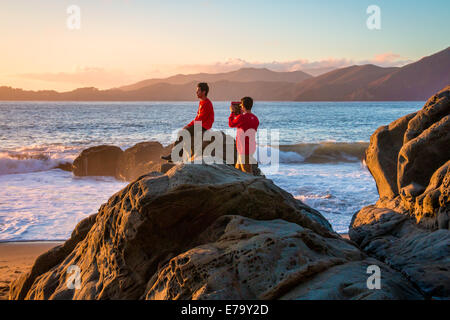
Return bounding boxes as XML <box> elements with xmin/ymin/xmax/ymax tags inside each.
<box><xmin>1</xmin><ymin>0</ymin><xmax>449</xmax><ymax>91</ymax></box>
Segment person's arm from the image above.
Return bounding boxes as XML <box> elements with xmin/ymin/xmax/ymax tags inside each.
<box><xmin>228</xmin><ymin>112</ymin><xmax>244</xmax><ymax>128</ymax></box>
<box><xmin>186</xmin><ymin>102</ymin><xmax>211</xmax><ymax>128</ymax></box>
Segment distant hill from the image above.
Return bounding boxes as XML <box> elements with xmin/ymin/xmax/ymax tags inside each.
<box><xmin>0</xmin><ymin>81</ymin><xmax>297</xmax><ymax>101</ymax></box>
<box><xmin>292</xmin><ymin>64</ymin><xmax>399</xmax><ymax>101</ymax></box>
<box><xmin>293</xmin><ymin>47</ymin><xmax>450</xmax><ymax>101</ymax></box>
<box><xmin>367</xmin><ymin>46</ymin><xmax>450</xmax><ymax>100</ymax></box>
<box><xmin>0</xmin><ymin>47</ymin><xmax>448</xmax><ymax>101</ymax></box>
<box><xmin>118</xmin><ymin>67</ymin><xmax>312</xmax><ymax>91</ymax></box>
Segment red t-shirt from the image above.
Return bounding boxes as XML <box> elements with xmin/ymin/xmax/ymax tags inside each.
<box><xmin>187</xmin><ymin>98</ymin><xmax>214</xmax><ymax>130</ymax></box>
<box><xmin>229</xmin><ymin>112</ymin><xmax>259</xmax><ymax>155</ymax></box>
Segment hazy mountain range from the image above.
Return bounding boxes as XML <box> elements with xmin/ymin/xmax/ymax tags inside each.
<box><xmin>1</xmin><ymin>47</ymin><xmax>448</xmax><ymax>101</ymax></box>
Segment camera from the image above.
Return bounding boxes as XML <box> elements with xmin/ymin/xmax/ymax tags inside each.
<box><xmin>231</xmin><ymin>101</ymin><xmax>241</xmax><ymax>115</ymax></box>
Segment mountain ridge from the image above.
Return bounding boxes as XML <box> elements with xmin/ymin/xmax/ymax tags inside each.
<box><xmin>118</xmin><ymin>67</ymin><xmax>313</xmax><ymax>91</ymax></box>
<box><xmin>1</xmin><ymin>47</ymin><xmax>448</xmax><ymax>101</ymax></box>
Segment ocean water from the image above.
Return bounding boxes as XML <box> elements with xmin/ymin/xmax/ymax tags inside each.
<box><xmin>0</xmin><ymin>101</ymin><xmax>422</xmax><ymax>240</ymax></box>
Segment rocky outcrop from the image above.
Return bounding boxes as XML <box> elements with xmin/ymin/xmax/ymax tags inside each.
<box><xmin>365</xmin><ymin>112</ymin><xmax>416</xmax><ymax>200</ymax></box>
<box><xmin>10</xmin><ymin>164</ymin><xmax>421</xmax><ymax>300</ymax></box>
<box><xmin>72</xmin><ymin>131</ymin><xmax>261</xmax><ymax>181</ymax></box>
<box><xmin>363</xmin><ymin>86</ymin><xmax>450</xmax><ymax>226</ymax></box>
<box><xmin>115</xmin><ymin>141</ymin><xmax>169</xmax><ymax>181</ymax></box>
<box><xmin>72</xmin><ymin>145</ymin><xmax>123</xmax><ymax>177</ymax></box>
<box><xmin>350</xmin><ymin>86</ymin><xmax>450</xmax><ymax>299</ymax></box>
<box><xmin>398</xmin><ymin>114</ymin><xmax>450</xmax><ymax>205</ymax></box>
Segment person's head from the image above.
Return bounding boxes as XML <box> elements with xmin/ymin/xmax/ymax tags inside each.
<box><xmin>196</xmin><ymin>83</ymin><xmax>209</xmax><ymax>99</ymax></box>
<box><xmin>240</xmin><ymin>96</ymin><xmax>253</xmax><ymax>112</ymax></box>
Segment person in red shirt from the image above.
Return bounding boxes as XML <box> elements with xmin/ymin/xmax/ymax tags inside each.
<box><xmin>162</xmin><ymin>83</ymin><xmax>214</xmax><ymax>162</ymax></box>
<box><xmin>229</xmin><ymin>97</ymin><xmax>259</xmax><ymax>174</ymax></box>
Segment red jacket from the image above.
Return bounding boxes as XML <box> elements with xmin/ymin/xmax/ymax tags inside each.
<box><xmin>186</xmin><ymin>98</ymin><xmax>214</xmax><ymax>130</ymax></box>
<box><xmin>229</xmin><ymin>112</ymin><xmax>259</xmax><ymax>155</ymax></box>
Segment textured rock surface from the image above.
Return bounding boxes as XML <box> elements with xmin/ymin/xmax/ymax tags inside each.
<box><xmin>144</xmin><ymin>215</ymin><xmax>421</xmax><ymax>300</ymax></box>
<box><xmin>365</xmin><ymin>112</ymin><xmax>416</xmax><ymax>200</ymax></box>
<box><xmin>398</xmin><ymin>114</ymin><xmax>450</xmax><ymax>197</ymax></box>
<box><xmin>364</xmin><ymin>86</ymin><xmax>450</xmax><ymax>226</ymax></box>
<box><xmin>350</xmin><ymin>86</ymin><xmax>450</xmax><ymax>299</ymax></box>
<box><xmin>72</xmin><ymin>145</ymin><xmax>123</xmax><ymax>177</ymax></box>
<box><xmin>10</xmin><ymin>164</ymin><xmax>421</xmax><ymax>300</ymax></box>
<box><xmin>350</xmin><ymin>207</ymin><xmax>450</xmax><ymax>298</ymax></box>
<box><xmin>414</xmin><ymin>161</ymin><xmax>450</xmax><ymax>228</ymax></box>
<box><xmin>115</xmin><ymin>141</ymin><xmax>168</xmax><ymax>181</ymax></box>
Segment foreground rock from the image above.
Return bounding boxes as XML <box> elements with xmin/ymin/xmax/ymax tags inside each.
<box><xmin>10</xmin><ymin>164</ymin><xmax>420</xmax><ymax>300</ymax></box>
<box><xmin>145</xmin><ymin>215</ymin><xmax>421</xmax><ymax>300</ymax></box>
<box><xmin>350</xmin><ymin>86</ymin><xmax>450</xmax><ymax>299</ymax></box>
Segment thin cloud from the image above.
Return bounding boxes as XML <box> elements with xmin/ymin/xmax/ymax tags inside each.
<box><xmin>174</xmin><ymin>53</ymin><xmax>413</xmax><ymax>76</ymax></box>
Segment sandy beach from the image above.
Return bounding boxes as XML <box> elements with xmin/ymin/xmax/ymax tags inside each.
<box><xmin>0</xmin><ymin>241</ymin><xmax>62</xmax><ymax>300</ymax></box>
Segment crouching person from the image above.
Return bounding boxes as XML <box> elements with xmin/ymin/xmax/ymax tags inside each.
<box><xmin>228</xmin><ymin>97</ymin><xmax>259</xmax><ymax>174</ymax></box>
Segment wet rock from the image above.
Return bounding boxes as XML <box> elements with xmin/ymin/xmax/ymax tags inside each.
<box><xmin>72</xmin><ymin>145</ymin><xmax>123</xmax><ymax>177</ymax></box>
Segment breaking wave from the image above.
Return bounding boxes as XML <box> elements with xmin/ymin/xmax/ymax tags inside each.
<box><xmin>259</xmin><ymin>142</ymin><xmax>368</xmax><ymax>164</ymax></box>
<box><xmin>0</xmin><ymin>145</ymin><xmax>79</xmax><ymax>175</ymax></box>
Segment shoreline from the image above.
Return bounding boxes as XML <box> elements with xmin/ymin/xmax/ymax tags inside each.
<box><xmin>0</xmin><ymin>241</ymin><xmax>63</xmax><ymax>300</ymax></box>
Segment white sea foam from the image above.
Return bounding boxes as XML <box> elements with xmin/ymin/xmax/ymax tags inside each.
<box><xmin>260</xmin><ymin>162</ymin><xmax>379</xmax><ymax>233</ymax></box>
<box><xmin>0</xmin><ymin>145</ymin><xmax>80</xmax><ymax>175</ymax></box>
<box><xmin>0</xmin><ymin>170</ymin><xmax>127</xmax><ymax>241</ymax></box>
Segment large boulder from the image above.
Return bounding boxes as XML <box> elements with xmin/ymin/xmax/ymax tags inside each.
<box><xmin>116</xmin><ymin>141</ymin><xmax>168</xmax><ymax>181</ymax></box>
<box><xmin>398</xmin><ymin>114</ymin><xmax>450</xmax><ymax>201</ymax></box>
<box><xmin>10</xmin><ymin>164</ymin><xmax>421</xmax><ymax>300</ymax></box>
<box><xmin>350</xmin><ymin>86</ymin><xmax>450</xmax><ymax>299</ymax></box>
<box><xmin>363</xmin><ymin>86</ymin><xmax>450</xmax><ymax>225</ymax></box>
<box><xmin>72</xmin><ymin>145</ymin><xmax>123</xmax><ymax>177</ymax></box>
<box><xmin>404</xmin><ymin>87</ymin><xmax>450</xmax><ymax>143</ymax></box>
<box><xmin>365</xmin><ymin>112</ymin><xmax>416</xmax><ymax>200</ymax></box>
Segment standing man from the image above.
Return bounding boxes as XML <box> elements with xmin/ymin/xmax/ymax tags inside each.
<box><xmin>229</xmin><ymin>97</ymin><xmax>259</xmax><ymax>174</ymax></box>
<box><xmin>161</xmin><ymin>83</ymin><xmax>214</xmax><ymax>162</ymax></box>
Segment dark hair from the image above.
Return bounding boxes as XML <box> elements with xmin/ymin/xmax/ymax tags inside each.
<box><xmin>197</xmin><ymin>83</ymin><xmax>209</xmax><ymax>96</ymax></box>
<box><xmin>241</xmin><ymin>96</ymin><xmax>253</xmax><ymax>110</ymax></box>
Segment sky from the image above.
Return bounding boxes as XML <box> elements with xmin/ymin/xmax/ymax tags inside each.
<box><xmin>0</xmin><ymin>0</ymin><xmax>449</xmax><ymax>91</ymax></box>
